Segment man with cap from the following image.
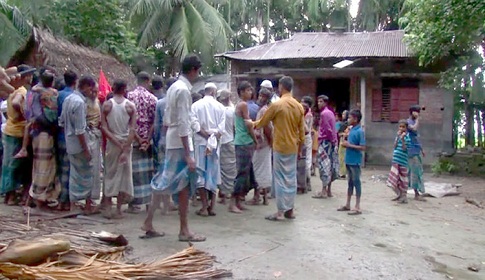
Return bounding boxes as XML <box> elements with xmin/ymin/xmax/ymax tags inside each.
<box><xmin>313</xmin><ymin>95</ymin><xmax>338</xmax><ymax>199</ymax></box>
<box><xmin>191</xmin><ymin>82</ymin><xmax>226</xmax><ymax>216</ymax></box>
<box><xmin>217</xmin><ymin>89</ymin><xmax>236</xmax><ymax>205</ymax></box>
<box><xmin>260</xmin><ymin>79</ymin><xmax>279</xmax><ymax>103</ymax></box>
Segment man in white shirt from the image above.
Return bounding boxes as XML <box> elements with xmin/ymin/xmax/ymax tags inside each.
<box><xmin>217</xmin><ymin>90</ymin><xmax>236</xmax><ymax>204</ymax></box>
<box><xmin>261</xmin><ymin>79</ymin><xmax>279</xmax><ymax>103</ymax></box>
<box><xmin>143</xmin><ymin>54</ymin><xmax>206</xmax><ymax>242</ymax></box>
<box><xmin>191</xmin><ymin>83</ymin><xmax>226</xmax><ymax>216</ymax></box>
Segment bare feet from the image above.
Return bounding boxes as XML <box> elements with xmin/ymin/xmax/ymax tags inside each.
<box><xmin>236</xmin><ymin>203</ymin><xmax>247</xmax><ymax>211</ymax></box>
<box><xmin>218</xmin><ymin>197</ymin><xmax>226</xmax><ymax>205</ymax></box>
<box><xmin>228</xmin><ymin>205</ymin><xmax>242</xmax><ymax>213</ymax></box>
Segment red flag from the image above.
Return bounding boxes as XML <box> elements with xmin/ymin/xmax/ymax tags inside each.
<box><xmin>98</xmin><ymin>69</ymin><xmax>111</xmax><ymax>104</ymax></box>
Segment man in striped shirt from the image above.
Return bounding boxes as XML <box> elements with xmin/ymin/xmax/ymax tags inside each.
<box><xmin>386</xmin><ymin>119</ymin><xmax>412</xmax><ymax>204</ymax></box>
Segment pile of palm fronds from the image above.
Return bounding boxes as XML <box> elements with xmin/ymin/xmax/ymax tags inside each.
<box><xmin>0</xmin><ymin>246</ymin><xmax>231</xmax><ymax>280</ymax></box>
<box><xmin>0</xmin><ymin>219</ymin><xmax>231</xmax><ymax>279</ymax></box>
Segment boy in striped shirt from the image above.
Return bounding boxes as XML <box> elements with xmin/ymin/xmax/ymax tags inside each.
<box><xmin>387</xmin><ymin>120</ymin><xmax>412</xmax><ymax>203</ymax></box>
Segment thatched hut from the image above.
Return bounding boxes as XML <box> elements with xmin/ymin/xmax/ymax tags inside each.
<box><xmin>8</xmin><ymin>27</ymin><xmax>135</xmax><ymax>86</ymax></box>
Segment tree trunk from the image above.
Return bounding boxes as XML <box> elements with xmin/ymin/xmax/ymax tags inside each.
<box><xmin>482</xmin><ymin>109</ymin><xmax>485</xmax><ymax>147</ymax></box>
<box><xmin>464</xmin><ymin>99</ymin><xmax>475</xmax><ymax>147</ymax></box>
<box><xmin>477</xmin><ymin>108</ymin><xmax>483</xmax><ymax>147</ymax></box>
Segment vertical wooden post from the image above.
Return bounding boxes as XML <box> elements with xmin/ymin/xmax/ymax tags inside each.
<box><xmin>360</xmin><ymin>76</ymin><xmax>366</xmax><ymax>167</ymax></box>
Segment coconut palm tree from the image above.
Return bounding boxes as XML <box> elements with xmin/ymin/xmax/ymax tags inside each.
<box><xmin>130</xmin><ymin>0</ymin><xmax>232</xmax><ymax>67</ymax></box>
<box><xmin>356</xmin><ymin>0</ymin><xmax>405</xmax><ymax>31</ymax></box>
<box><xmin>0</xmin><ymin>0</ymin><xmax>31</xmax><ymax>64</ymax></box>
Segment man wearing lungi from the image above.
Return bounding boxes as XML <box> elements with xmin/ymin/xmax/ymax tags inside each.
<box><xmin>191</xmin><ymin>82</ymin><xmax>225</xmax><ymax>217</ymax></box>
<box><xmin>254</xmin><ymin>76</ymin><xmax>305</xmax><ymax>221</ymax></box>
<box><xmin>143</xmin><ymin>54</ymin><xmax>206</xmax><ymax>242</ymax></box>
<box><xmin>56</xmin><ymin>70</ymin><xmax>78</xmax><ymax>210</ymax></box>
<box><xmin>127</xmin><ymin>72</ymin><xmax>157</xmax><ymax>213</ymax></box>
<box><xmin>230</xmin><ymin>81</ymin><xmax>258</xmax><ymax>214</ymax></box>
<box><xmin>313</xmin><ymin>95</ymin><xmax>338</xmax><ymax>199</ymax></box>
<box><xmin>59</xmin><ymin>75</ymin><xmax>96</xmax><ymax>213</ymax></box>
<box><xmin>101</xmin><ymin>80</ymin><xmax>137</xmax><ymax>219</ymax></box>
<box><xmin>217</xmin><ymin>90</ymin><xmax>236</xmax><ymax>205</ymax></box>
<box><xmin>1</xmin><ymin>65</ymin><xmax>33</xmax><ymax>206</ymax></box>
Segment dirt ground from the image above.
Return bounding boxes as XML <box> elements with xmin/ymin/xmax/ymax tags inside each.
<box><xmin>1</xmin><ymin>167</ymin><xmax>485</xmax><ymax>280</ymax></box>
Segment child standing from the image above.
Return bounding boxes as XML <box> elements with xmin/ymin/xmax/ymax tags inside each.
<box><xmin>387</xmin><ymin>120</ymin><xmax>412</xmax><ymax>203</ymax></box>
<box><xmin>338</xmin><ymin>109</ymin><xmax>366</xmax><ymax>215</ymax></box>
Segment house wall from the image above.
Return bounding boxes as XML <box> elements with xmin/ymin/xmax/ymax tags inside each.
<box><xmin>364</xmin><ymin>77</ymin><xmax>454</xmax><ymax>166</ymax></box>
<box><xmin>229</xmin><ymin>59</ymin><xmax>453</xmax><ymax>166</ymax></box>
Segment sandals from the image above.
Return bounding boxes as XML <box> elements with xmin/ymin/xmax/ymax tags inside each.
<box><xmin>179</xmin><ymin>234</ymin><xmax>206</xmax><ymax>242</ymax></box>
<box><xmin>337</xmin><ymin>206</ymin><xmax>351</xmax><ymax>211</ymax></box>
<box><xmin>265</xmin><ymin>214</ymin><xmax>285</xmax><ymax>221</ymax></box>
<box><xmin>139</xmin><ymin>230</ymin><xmax>165</xmax><ymax>239</ymax></box>
<box><xmin>195</xmin><ymin>209</ymin><xmax>209</xmax><ymax>217</ymax></box>
<box><xmin>312</xmin><ymin>192</ymin><xmax>328</xmax><ymax>199</ymax></box>
<box><xmin>347</xmin><ymin>210</ymin><xmax>362</xmax><ymax>215</ymax></box>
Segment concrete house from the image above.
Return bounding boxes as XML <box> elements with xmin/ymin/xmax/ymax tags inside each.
<box><xmin>217</xmin><ymin>30</ymin><xmax>453</xmax><ymax>165</ymax></box>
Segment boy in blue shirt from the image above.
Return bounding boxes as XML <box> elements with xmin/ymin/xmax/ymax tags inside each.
<box><xmin>338</xmin><ymin>110</ymin><xmax>366</xmax><ymax>215</ymax></box>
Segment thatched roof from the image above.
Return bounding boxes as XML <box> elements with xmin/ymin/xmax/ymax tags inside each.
<box><xmin>8</xmin><ymin>28</ymin><xmax>135</xmax><ymax>85</ymax></box>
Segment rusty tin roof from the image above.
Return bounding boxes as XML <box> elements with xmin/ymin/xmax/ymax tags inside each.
<box><xmin>218</xmin><ymin>30</ymin><xmax>412</xmax><ymax>61</ymax></box>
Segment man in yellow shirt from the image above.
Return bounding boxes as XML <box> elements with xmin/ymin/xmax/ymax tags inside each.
<box><xmin>1</xmin><ymin>65</ymin><xmax>34</xmax><ymax>205</ymax></box>
<box><xmin>254</xmin><ymin>76</ymin><xmax>305</xmax><ymax>221</ymax></box>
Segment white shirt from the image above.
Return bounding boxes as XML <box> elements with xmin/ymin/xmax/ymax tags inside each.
<box><xmin>270</xmin><ymin>93</ymin><xmax>280</xmax><ymax>103</ymax></box>
<box><xmin>221</xmin><ymin>105</ymin><xmax>235</xmax><ymax>144</ymax></box>
<box><xmin>0</xmin><ymin>100</ymin><xmax>7</xmax><ymax>133</ymax></box>
<box><xmin>164</xmin><ymin>75</ymin><xmax>194</xmax><ymax>149</ymax></box>
<box><xmin>191</xmin><ymin>95</ymin><xmax>226</xmax><ymax>146</ymax></box>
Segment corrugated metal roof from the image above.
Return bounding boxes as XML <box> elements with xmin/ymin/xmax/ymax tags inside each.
<box><xmin>219</xmin><ymin>30</ymin><xmax>411</xmax><ymax>61</ymax></box>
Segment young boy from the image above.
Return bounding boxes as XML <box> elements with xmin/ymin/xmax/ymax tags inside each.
<box><xmin>338</xmin><ymin>109</ymin><xmax>366</xmax><ymax>215</ymax></box>
<box><xmin>387</xmin><ymin>120</ymin><xmax>412</xmax><ymax>203</ymax></box>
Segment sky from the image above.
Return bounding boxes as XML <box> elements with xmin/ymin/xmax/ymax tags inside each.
<box><xmin>350</xmin><ymin>0</ymin><xmax>359</xmax><ymax>18</ymax></box>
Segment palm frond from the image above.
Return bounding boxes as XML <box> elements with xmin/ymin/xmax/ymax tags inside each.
<box><xmin>167</xmin><ymin>6</ymin><xmax>190</xmax><ymax>60</ymax></box>
<box><xmin>192</xmin><ymin>0</ymin><xmax>231</xmax><ymax>53</ymax></box>
<box><xmin>184</xmin><ymin>2</ymin><xmax>213</xmax><ymax>59</ymax></box>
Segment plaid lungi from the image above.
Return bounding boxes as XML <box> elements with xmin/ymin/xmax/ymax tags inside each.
<box><xmin>87</xmin><ymin>128</ymin><xmax>101</xmax><ymax>200</ymax></box>
<box><xmin>233</xmin><ymin>144</ymin><xmax>258</xmax><ymax>196</ymax></box>
<box><xmin>68</xmin><ymin>152</ymin><xmax>93</xmax><ymax>202</ymax></box>
<box><xmin>1</xmin><ymin>134</ymin><xmax>30</xmax><ymax>194</ymax></box>
<box><xmin>151</xmin><ymin>148</ymin><xmax>203</xmax><ymax>202</ymax></box>
<box><xmin>29</xmin><ymin>132</ymin><xmax>61</xmax><ymax>203</ymax></box>
<box><xmin>387</xmin><ymin>163</ymin><xmax>409</xmax><ymax>194</ymax></box>
<box><xmin>219</xmin><ymin>142</ymin><xmax>236</xmax><ymax>195</ymax></box>
<box><xmin>273</xmin><ymin>151</ymin><xmax>297</xmax><ymax>212</ymax></box>
<box><xmin>56</xmin><ymin>133</ymin><xmax>70</xmax><ymax>203</ymax></box>
<box><xmin>318</xmin><ymin>140</ymin><xmax>339</xmax><ymax>186</ymax></box>
<box><xmin>130</xmin><ymin>142</ymin><xmax>155</xmax><ymax>205</ymax></box>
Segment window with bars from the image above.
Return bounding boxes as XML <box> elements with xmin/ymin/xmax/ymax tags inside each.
<box><xmin>372</xmin><ymin>78</ymin><xmax>419</xmax><ymax>122</ymax></box>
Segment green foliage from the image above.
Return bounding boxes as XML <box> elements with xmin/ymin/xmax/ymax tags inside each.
<box><xmin>431</xmin><ymin>160</ymin><xmax>457</xmax><ymax>175</ymax></box>
<box><xmin>130</xmin><ymin>0</ymin><xmax>232</xmax><ymax>72</ymax></box>
<box><xmin>48</xmin><ymin>0</ymin><xmax>144</xmax><ymax>65</ymax></box>
<box><xmin>402</xmin><ymin>0</ymin><xmax>485</xmax><ymax>67</ymax></box>
<box><xmin>356</xmin><ymin>0</ymin><xmax>405</xmax><ymax>31</ymax></box>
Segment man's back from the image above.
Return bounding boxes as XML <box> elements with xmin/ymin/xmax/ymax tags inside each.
<box><xmin>262</xmin><ymin>94</ymin><xmax>304</xmax><ymax>154</ymax></box>
<box><xmin>192</xmin><ymin>96</ymin><xmax>225</xmax><ymax>145</ymax></box>
<box><xmin>221</xmin><ymin>106</ymin><xmax>235</xmax><ymax>144</ymax></box>
<box><xmin>127</xmin><ymin>86</ymin><xmax>157</xmax><ymax>139</ymax></box>
<box><xmin>60</xmin><ymin>91</ymin><xmax>86</xmax><ymax>154</ymax></box>
<box><xmin>164</xmin><ymin>77</ymin><xmax>192</xmax><ymax>149</ymax></box>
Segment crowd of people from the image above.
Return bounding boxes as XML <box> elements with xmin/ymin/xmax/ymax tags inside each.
<box><xmin>0</xmin><ymin>54</ymin><xmax>425</xmax><ymax>242</ymax></box>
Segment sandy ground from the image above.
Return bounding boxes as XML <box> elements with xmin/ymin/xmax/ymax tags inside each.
<box><xmin>1</xmin><ymin>167</ymin><xmax>485</xmax><ymax>280</ymax></box>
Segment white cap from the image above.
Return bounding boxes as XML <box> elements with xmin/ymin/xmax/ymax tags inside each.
<box><xmin>260</xmin><ymin>80</ymin><xmax>272</xmax><ymax>88</ymax></box>
<box><xmin>204</xmin><ymin>82</ymin><xmax>217</xmax><ymax>90</ymax></box>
